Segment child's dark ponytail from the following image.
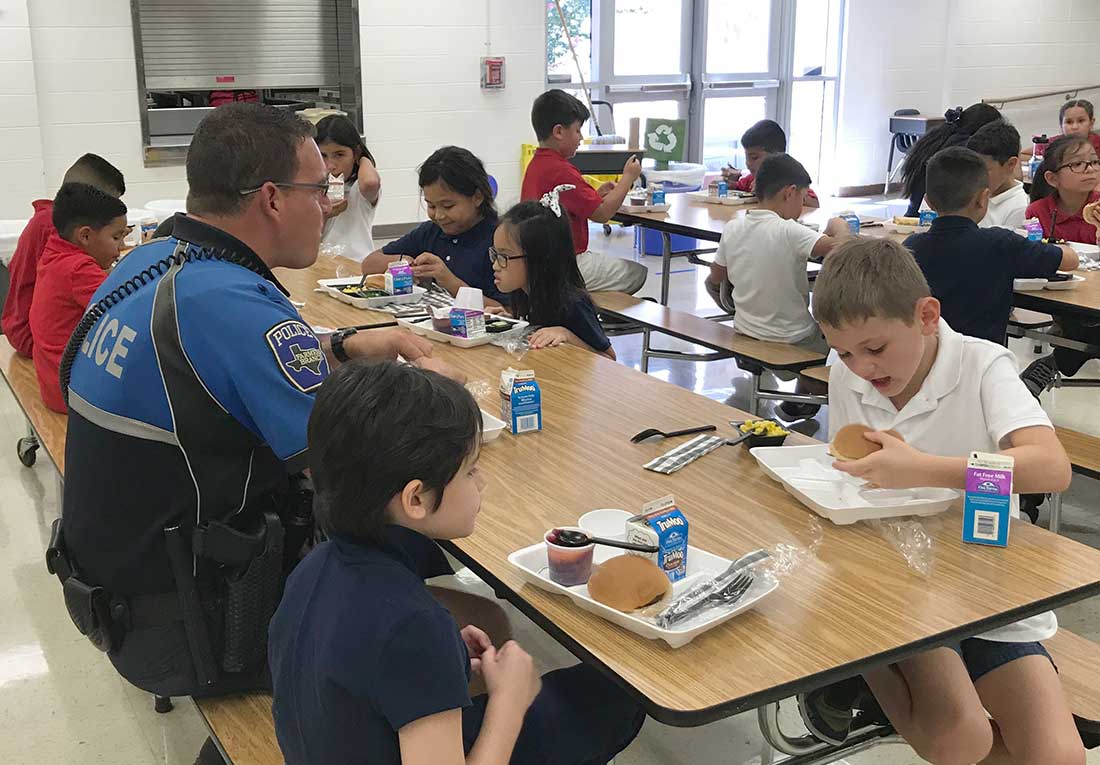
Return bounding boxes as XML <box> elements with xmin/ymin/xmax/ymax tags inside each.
<box><xmin>499</xmin><ymin>194</ymin><xmax>586</xmax><ymax>324</ymax></box>
<box><xmin>1029</xmin><ymin>134</ymin><xmax>1090</xmax><ymax>202</ymax></box>
<box><xmin>901</xmin><ymin>103</ymin><xmax>1001</xmax><ymax>198</ymax></box>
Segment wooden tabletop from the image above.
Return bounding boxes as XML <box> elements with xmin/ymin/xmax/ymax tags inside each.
<box><xmin>0</xmin><ymin>337</ymin><xmax>67</xmax><ymax>474</ymax></box>
<box><xmin>427</xmin><ymin>342</ymin><xmax>1100</xmax><ymax>725</ymax></box>
<box><xmin>592</xmin><ymin>291</ymin><xmax>826</xmax><ymax>370</ymax></box>
<box><xmin>273</xmin><ymin>256</ymin><xmax>398</xmax><ymax>330</ymax></box>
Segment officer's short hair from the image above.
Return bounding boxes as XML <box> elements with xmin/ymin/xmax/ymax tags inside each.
<box><xmin>62</xmin><ymin>154</ymin><xmax>125</xmax><ymax>197</ymax></box>
<box><xmin>52</xmin><ymin>182</ymin><xmax>127</xmax><ymax>241</ymax></box>
<box><xmin>308</xmin><ymin>360</ymin><xmax>482</xmax><ymax>545</ymax></box>
<box><xmin>186</xmin><ymin>103</ymin><xmax>316</xmax><ymax>217</ymax></box>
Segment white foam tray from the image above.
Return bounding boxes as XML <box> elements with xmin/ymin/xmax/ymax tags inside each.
<box><xmin>686</xmin><ymin>190</ymin><xmax>757</xmax><ymax>206</ymax></box>
<box><xmin>318</xmin><ymin>277</ymin><xmax>426</xmax><ymax>309</ymax></box>
<box><xmin>750</xmin><ymin>444</ymin><xmax>958</xmax><ymax>525</ymax></box>
<box><xmin>396</xmin><ymin>315</ymin><xmax>529</xmax><ymax>348</ymax></box>
<box><xmin>620</xmin><ymin>202</ymin><xmax>671</xmax><ymax>213</ymax></box>
<box><xmin>508</xmin><ymin>540</ymin><xmax>778</xmax><ymax>648</ymax></box>
<box><xmin>1013</xmin><ymin>274</ymin><xmax>1086</xmax><ymax>291</ymax></box>
<box><xmin>481</xmin><ymin>410</ymin><xmax>506</xmax><ymax>443</ymax></box>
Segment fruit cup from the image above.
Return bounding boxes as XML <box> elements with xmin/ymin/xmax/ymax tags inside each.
<box><xmin>544</xmin><ymin>526</ymin><xmax>594</xmax><ymax>586</ymax></box>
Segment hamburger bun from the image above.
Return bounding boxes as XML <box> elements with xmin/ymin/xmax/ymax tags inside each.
<box><xmin>364</xmin><ymin>274</ymin><xmax>386</xmax><ymax>290</ymax></box>
<box><xmin>829</xmin><ymin>424</ymin><xmax>905</xmax><ymax>461</ymax></box>
<box><xmin>587</xmin><ymin>555</ymin><xmax>671</xmax><ymax>612</ymax></box>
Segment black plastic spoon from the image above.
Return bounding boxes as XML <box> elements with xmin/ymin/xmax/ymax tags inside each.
<box><xmin>630</xmin><ymin>424</ymin><xmax>717</xmax><ymax>443</ymax></box>
<box><xmin>551</xmin><ymin>528</ymin><xmax>659</xmax><ymax>554</ymax></box>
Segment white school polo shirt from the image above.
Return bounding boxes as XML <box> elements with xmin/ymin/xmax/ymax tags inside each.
<box><xmin>979</xmin><ymin>182</ymin><xmax>1029</xmax><ymax>231</ymax></box>
<box><xmin>828</xmin><ymin>319</ymin><xmax>1057</xmax><ymax>643</ymax></box>
<box><xmin>321</xmin><ymin>181</ymin><xmax>377</xmax><ymax>262</ymax></box>
<box><xmin>715</xmin><ymin>209</ymin><xmax>823</xmax><ymax>343</ymax></box>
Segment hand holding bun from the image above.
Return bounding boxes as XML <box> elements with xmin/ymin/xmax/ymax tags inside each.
<box><xmin>587</xmin><ymin>555</ymin><xmax>671</xmax><ymax>612</ymax></box>
<box><xmin>829</xmin><ymin>424</ymin><xmax>904</xmax><ymax>461</ymax></box>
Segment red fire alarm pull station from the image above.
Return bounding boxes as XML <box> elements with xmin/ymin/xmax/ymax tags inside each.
<box><xmin>481</xmin><ymin>57</ymin><xmax>505</xmax><ymax>89</ymax></box>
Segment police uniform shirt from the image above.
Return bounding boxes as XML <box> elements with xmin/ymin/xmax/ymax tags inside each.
<box><xmin>61</xmin><ymin>214</ymin><xmax>330</xmax><ymax>596</ymax></box>
<box><xmin>269</xmin><ymin>526</ymin><xmax>469</xmax><ymax>764</ymax></box>
<box><xmin>381</xmin><ymin>215</ymin><xmax>505</xmax><ymax>304</ymax></box>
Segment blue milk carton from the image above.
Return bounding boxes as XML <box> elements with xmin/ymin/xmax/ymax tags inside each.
<box><xmin>962</xmin><ymin>452</ymin><xmax>1014</xmax><ymax>547</ymax></box>
<box><xmin>918</xmin><ymin>210</ymin><xmax>938</xmax><ymax>227</ymax></box>
<box><xmin>626</xmin><ymin>495</ymin><xmax>689</xmax><ymax>582</ymax></box>
<box><xmin>450</xmin><ymin>308</ymin><xmax>486</xmax><ymax>339</ymax></box>
<box><xmin>499</xmin><ymin>368</ymin><xmax>542</xmax><ymax>434</ymax></box>
<box><xmin>385</xmin><ymin>261</ymin><xmax>414</xmax><ymax>295</ymax></box>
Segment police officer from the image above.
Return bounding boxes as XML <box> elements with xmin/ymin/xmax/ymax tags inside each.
<box><xmin>49</xmin><ymin>103</ymin><xmax>455</xmax><ymax>703</ymax></box>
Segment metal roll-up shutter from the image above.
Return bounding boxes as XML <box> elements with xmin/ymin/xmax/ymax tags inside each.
<box><xmin>136</xmin><ymin>0</ymin><xmax>340</xmax><ymax>90</ymax></box>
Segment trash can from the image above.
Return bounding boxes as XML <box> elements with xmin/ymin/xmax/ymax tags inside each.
<box><xmin>635</xmin><ymin>161</ymin><xmax>706</xmax><ymax>256</ymax></box>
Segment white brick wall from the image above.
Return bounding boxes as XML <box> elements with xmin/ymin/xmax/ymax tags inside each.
<box><xmin>0</xmin><ymin>0</ymin><xmax>44</xmax><ymax>218</ymax></box>
<box><xmin>837</xmin><ymin>0</ymin><xmax>1100</xmax><ymax>189</ymax></box>
<box><xmin>360</xmin><ymin>0</ymin><xmax>545</xmax><ymax>226</ymax></box>
<box><xmin>0</xmin><ymin>0</ymin><xmax>545</xmax><ymax>226</ymax></box>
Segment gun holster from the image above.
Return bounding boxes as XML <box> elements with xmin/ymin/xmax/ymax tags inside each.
<box><xmin>47</xmin><ymin>519</ymin><xmax>125</xmax><ymax>653</ymax></box>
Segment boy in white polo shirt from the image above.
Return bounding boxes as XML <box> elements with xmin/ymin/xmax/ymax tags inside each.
<box><xmin>706</xmin><ymin>153</ymin><xmax>849</xmax><ymax>417</ymax></box>
<box><xmin>798</xmin><ymin>237</ymin><xmax>1080</xmax><ymax>765</ymax></box>
<box><xmin>966</xmin><ymin>120</ymin><xmax>1030</xmax><ymax>230</ymax></box>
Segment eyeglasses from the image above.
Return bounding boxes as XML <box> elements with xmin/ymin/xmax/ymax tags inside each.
<box><xmin>488</xmin><ymin>246</ymin><xmax>526</xmax><ymax>269</ymax></box>
<box><xmin>1055</xmin><ymin>159</ymin><xmax>1100</xmax><ymax>174</ymax></box>
<box><xmin>239</xmin><ymin>180</ymin><xmax>330</xmax><ymax>199</ymax></box>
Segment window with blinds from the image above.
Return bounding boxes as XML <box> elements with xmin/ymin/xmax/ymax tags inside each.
<box><xmin>135</xmin><ymin>0</ymin><xmax>341</xmax><ymax>90</ymax></box>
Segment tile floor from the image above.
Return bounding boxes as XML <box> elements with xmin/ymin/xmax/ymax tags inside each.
<box><xmin>0</xmin><ymin>209</ymin><xmax>1097</xmax><ymax>764</ymax></box>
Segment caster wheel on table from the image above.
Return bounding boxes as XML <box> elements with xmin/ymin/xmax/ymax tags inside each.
<box><xmin>17</xmin><ymin>436</ymin><xmax>37</xmax><ymax>467</ymax></box>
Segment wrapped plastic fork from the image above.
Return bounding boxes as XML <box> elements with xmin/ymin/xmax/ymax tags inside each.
<box><xmin>655</xmin><ymin>549</ymin><xmax>770</xmax><ymax>628</ymax></box>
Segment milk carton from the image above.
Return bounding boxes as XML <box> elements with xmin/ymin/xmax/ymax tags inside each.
<box><xmin>385</xmin><ymin>261</ymin><xmax>413</xmax><ymax>295</ymax></box>
<box><xmin>962</xmin><ymin>452</ymin><xmax>1013</xmax><ymax>547</ymax></box>
<box><xmin>499</xmin><ymin>368</ymin><xmax>541</xmax><ymax>434</ymax></box>
<box><xmin>918</xmin><ymin>210</ymin><xmax>938</xmax><ymax>227</ymax></box>
<box><xmin>626</xmin><ymin>495</ymin><xmax>689</xmax><ymax>582</ymax></box>
<box><xmin>450</xmin><ymin>308</ymin><xmax>486</xmax><ymax>339</ymax></box>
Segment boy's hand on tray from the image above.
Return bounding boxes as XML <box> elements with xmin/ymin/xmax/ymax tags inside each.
<box><xmin>832</xmin><ymin>430</ymin><xmax>928</xmax><ymax>489</ymax></box>
<box><xmin>480</xmin><ymin>641</ymin><xmax>541</xmax><ymax>707</ymax></box>
<box><xmin>528</xmin><ymin>326</ymin><xmax>573</xmax><ymax>349</ymax></box>
<box><xmin>460</xmin><ymin>625</ymin><xmax>493</xmax><ymax>673</ymax></box>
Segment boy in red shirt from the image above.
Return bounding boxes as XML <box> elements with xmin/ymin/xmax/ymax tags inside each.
<box><xmin>2</xmin><ymin>154</ymin><xmax>125</xmax><ymax>357</ymax></box>
<box><xmin>722</xmin><ymin>120</ymin><xmax>820</xmax><ymax>207</ymax></box>
<box><xmin>521</xmin><ymin>90</ymin><xmax>648</xmax><ymax>294</ymax></box>
<box><xmin>29</xmin><ymin>183</ymin><xmax>127</xmax><ymax>412</ymax></box>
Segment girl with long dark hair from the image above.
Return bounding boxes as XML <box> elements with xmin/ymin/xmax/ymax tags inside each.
<box><xmin>315</xmin><ymin>115</ymin><xmax>381</xmax><ymax>261</ymax></box>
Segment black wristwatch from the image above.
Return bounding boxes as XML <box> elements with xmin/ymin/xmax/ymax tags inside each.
<box><xmin>330</xmin><ymin>327</ymin><xmax>358</xmax><ymax>363</ymax></box>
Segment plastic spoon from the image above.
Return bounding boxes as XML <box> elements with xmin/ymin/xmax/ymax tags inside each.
<box><xmin>551</xmin><ymin>528</ymin><xmax>659</xmax><ymax>554</ymax></box>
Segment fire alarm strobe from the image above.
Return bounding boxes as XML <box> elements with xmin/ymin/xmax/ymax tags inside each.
<box><xmin>481</xmin><ymin>57</ymin><xmax>505</xmax><ymax>90</ymax></box>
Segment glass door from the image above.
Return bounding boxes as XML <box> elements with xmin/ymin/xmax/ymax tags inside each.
<box><xmin>693</xmin><ymin>0</ymin><xmax>783</xmax><ymax>171</ymax></box>
<box><xmin>597</xmin><ymin>0</ymin><xmax>692</xmax><ymax>145</ymax></box>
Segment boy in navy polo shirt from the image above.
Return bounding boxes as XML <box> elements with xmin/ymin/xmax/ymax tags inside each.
<box><xmin>904</xmin><ymin>146</ymin><xmax>1077</xmax><ymax>346</ymax></box>
<box><xmin>269</xmin><ymin>360</ymin><xmax>646</xmax><ymax>765</ymax></box>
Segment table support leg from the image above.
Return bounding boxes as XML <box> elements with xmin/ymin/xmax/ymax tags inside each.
<box><xmin>641</xmin><ymin>329</ymin><xmax>651</xmax><ymax>374</ymax></box>
<box><xmin>1049</xmin><ymin>492</ymin><xmax>1063</xmax><ymax>534</ymax></box>
<box><xmin>660</xmin><ymin>231</ymin><xmax>672</xmax><ymax>306</ymax></box>
<box><xmin>749</xmin><ymin>375</ymin><xmax>760</xmax><ymax>416</ymax></box>
<box><xmin>756</xmin><ymin>702</ymin><xmax>900</xmax><ymax>764</ymax></box>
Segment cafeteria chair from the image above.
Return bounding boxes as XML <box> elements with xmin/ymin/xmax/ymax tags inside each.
<box><xmin>886</xmin><ymin>108</ymin><xmax>922</xmax><ymax>189</ymax></box>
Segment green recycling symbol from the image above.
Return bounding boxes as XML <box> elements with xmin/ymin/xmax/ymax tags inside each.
<box><xmin>648</xmin><ymin>124</ymin><xmax>678</xmax><ymax>152</ymax></box>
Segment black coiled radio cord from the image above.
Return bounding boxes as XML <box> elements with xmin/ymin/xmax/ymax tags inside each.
<box><xmin>59</xmin><ymin>241</ymin><xmax>264</xmax><ymax>405</ymax></box>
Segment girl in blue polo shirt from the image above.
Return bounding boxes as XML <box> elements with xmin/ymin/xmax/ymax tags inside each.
<box><xmin>269</xmin><ymin>361</ymin><xmax>645</xmax><ymax>765</ymax></box>
<box><xmin>362</xmin><ymin>147</ymin><xmax>505</xmax><ymax>306</ymax></box>
<box><xmin>315</xmin><ymin>115</ymin><xmax>382</xmax><ymax>261</ymax></box>
<box><xmin>491</xmin><ymin>188</ymin><xmax>615</xmax><ymax>359</ymax></box>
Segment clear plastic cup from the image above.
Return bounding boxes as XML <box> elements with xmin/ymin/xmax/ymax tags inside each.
<box><xmin>544</xmin><ymin>526</ymin><xmax>594</xmax><ymax>586</ymax></box>
<box><xmin>455</xmin><ymin>287</ymin><xmax>484</xmax><ymax>311</ymax></box>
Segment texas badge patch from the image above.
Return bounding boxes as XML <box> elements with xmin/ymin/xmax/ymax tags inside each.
<box><xmin>265</xmin><ymin>320</ymin><xmax>330</xmax><ymax>393</ymax></box>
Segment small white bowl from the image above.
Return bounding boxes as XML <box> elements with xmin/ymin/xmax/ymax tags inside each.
<box><xmin>578</xmin><ymin>508</ymin><xmax>632</xmax><ymax>540</ymax></box>
<box><xmin>1014</xmin><ymin>278</ymin><xmax>1047</xmax><ymax>291</ymax></box>
<box><xmin>481</xmin><ymin>410</ymin><xmax>506</xmax><ymax>443</ymax></box>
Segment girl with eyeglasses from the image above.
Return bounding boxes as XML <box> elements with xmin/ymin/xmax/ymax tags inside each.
<box><xmin>1020</xmin><ymin>134</ymin><xmax>1100</xmax><ymax>394</ymax></box>
<box><xmin>362</xmin><ymin>146</ymin><xmax>505</xmax><ymax>306</ymax></box>
<box><xmin>1025</xmin><ymin>134</ymin><xmax>1100</xmax><ymax>244</ymax></box>
<box><xmin>314</xmin><ymin>115</ymin><xmax>381</xmax><ymax>262</ymax></box>
<box><xmin>491</xmin><ymin>189</ymin><xmax>614</xmax><ymax>358</ymax></box>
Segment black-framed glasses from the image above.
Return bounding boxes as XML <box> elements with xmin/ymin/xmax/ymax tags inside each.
<box><xmin>488</xmin><ymin>246</ymin><xmax>526</xmax><ymax>268</ymax></box>
<box><xmin>239</xmin><ymin>180</ymin><xmax>330</xmax><ymax>198</ymax></box>
<box><xmin>1055</xmin><ymin>159</ymin><xmax>1100</xmax><ymax>174</ymax></box>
